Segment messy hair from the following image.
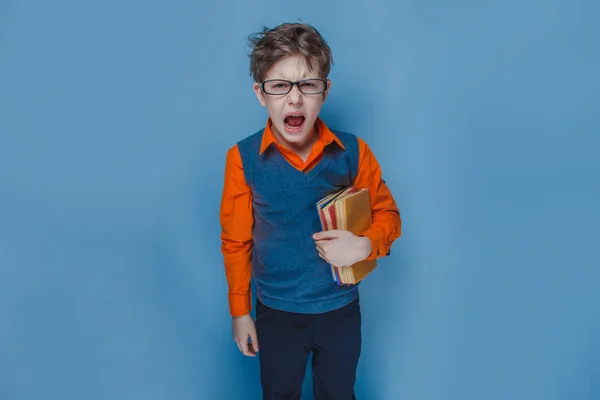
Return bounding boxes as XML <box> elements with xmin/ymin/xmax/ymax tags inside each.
<box><xmin>247</xmin><ymin>22</ymin><xmax>333</xmax><ymax>83</ymax></box>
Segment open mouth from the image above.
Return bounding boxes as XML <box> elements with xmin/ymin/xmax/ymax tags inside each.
<box><xmin>284</xmin><ymin>113</ymin><xmax>306</xmax><ymax>133</ymax></box>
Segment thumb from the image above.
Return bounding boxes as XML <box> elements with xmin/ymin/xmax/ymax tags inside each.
<box><xmin>313</xmin><ymin>230</ymin><xmax>341</xmax><ymax>240</ymax></box>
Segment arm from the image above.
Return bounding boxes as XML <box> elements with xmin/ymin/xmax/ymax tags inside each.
<box><xmin>313</xmin><ymin>138</ymin><xmax>402</xmax><ymax>266</ymax></box>
<box><xmin>220</xmin><ymin>145</ymin><xmax>259</xmax><ymax>356</ymax></box>
<box><xmin>220</xmin><ymin>145</ymin><xmax>254</xmax><ymax>317</ymax></box>
<box><xmin>353</xmin><ymin>138</ymin><xmax>402</xmax><ymax>260</ymax></box>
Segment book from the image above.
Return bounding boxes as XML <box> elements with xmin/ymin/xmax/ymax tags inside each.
<box><xmin>316</xmin><ymin>186</ymin><xmax>378</xmax><ymax>285</ymax></box>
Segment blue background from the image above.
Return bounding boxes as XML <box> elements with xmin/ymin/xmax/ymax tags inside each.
<box><xmin>1</xmin><ymin>0</ymin><xmax>599</xmax><ymax>399</ymax></box>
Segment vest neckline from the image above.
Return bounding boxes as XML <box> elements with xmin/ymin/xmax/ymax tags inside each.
<box><xmin>268</xmin><ymin>145</ymin><xmax>334</xmax><ymax>185</ymax></box>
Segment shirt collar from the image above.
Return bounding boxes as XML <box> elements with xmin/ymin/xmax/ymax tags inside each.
<box><xmin>259</xmin><ymin>117</ymin><xmax>346</xmax><ymax>155</ymax></box>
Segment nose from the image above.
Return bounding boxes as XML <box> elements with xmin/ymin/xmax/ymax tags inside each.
<box><xmin>287</xmin><ymin>84</ymin><xmax>303</xmax><ymax>105</ymax></box>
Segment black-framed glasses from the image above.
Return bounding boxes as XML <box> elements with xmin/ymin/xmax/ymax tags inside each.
<box><xmin>261</xmin><ymin>79</ymin><xmax>327</xmax><ymax>95</ymax></box>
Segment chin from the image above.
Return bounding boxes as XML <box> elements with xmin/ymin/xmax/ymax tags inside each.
<box><xmin>278</xmin><ymin>129</ymin><xmax>309</xmax><ymax>144</ymax></box>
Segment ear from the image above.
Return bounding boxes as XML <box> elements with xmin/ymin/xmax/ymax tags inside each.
<box><xmin>322</xmin><ymin>79</ymin><xmax>332</xmax><ymax>102</ymax></box>
<box><xmin>253</xmin><ymin>82</ymin><xmax>267</xmax><ymax>107</ymax></box>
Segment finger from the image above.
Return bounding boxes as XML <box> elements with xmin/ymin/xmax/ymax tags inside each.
<box><xmin>316</xmin><ymin>245</ymin><xmax>326</xmax><ymax>258</ymax></box>
<box><xmin>313</xmin><ymin>230</ymin><xmax>341</xmax><ymax>240</ymax></box>
<box><xmin>249</xmin><ymin>331</ymin><xmax>259</xmax><ymax>353</ymax></box>
<box><xmin>239</xmin><ymin>337</ymin><xmax>251</xmax><ymax>356</ymax></box>
<box><xmin>246</xmin><ymin>338</ymin><xmax>256</xmax><ymax>357</ymax></box>
<box><xmin>315</xmin><ymin>241</ymin><xmax>325</xmax><ymax>252</ymax></box>
<box><xmin>317</xmin><ymin>248</ymin><xmax>328</xmax><ymax>262</ymax></box>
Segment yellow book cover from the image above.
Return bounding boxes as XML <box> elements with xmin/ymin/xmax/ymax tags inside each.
<box><xmin>334</xmin><ymin>188</ymin><xmax>378</xmax><ymax>284</ymax></box>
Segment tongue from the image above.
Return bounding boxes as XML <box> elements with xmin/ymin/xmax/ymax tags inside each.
<box><xmin>286</xmin><ymin>116</ymin><xmax>304</xmax><ymax>127</ymax></box>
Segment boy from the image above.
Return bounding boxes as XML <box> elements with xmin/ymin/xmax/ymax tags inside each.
<box><xmin>219</xmin><ymin>22</ymin><xmax>401</xmax><ymax>399</ymax></box>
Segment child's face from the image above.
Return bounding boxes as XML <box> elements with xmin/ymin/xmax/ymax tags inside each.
<box><xmin>253</xmin><ymin>55</ymin><xmax>330</xmax><ymax>150</ymax></box>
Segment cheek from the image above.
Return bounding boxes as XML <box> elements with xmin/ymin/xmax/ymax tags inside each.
<box><xmin>305</xmin><ymin>98</ymin><xmax>325</xmax><ymax>114</ymax></box>
<box><xmin>265</xmin><ymin>100</ymin><xmax>285</xmax><ymax>115</ymax></box>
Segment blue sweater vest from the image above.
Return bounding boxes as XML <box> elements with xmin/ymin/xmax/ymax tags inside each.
<box><xmin>237</xmin><ymin>129</ymin><xmax>361</xmax><ymax>314</ymax></box>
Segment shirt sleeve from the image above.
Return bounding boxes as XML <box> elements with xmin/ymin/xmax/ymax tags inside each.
<box><xmin>220</xmin><ymin>144</ymin><xmax>254</xmax><ymax>317</ymax></box>
<box><xmin>354</xmin><ymin>138</ymin><xmax>402</xmax><ymax>259</ymax></box>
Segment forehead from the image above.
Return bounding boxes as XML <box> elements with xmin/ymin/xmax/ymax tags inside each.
<box><xmin>264</xmin><ymin>55</ymin><xmax>322</xmax><ymax>80</ymax></box>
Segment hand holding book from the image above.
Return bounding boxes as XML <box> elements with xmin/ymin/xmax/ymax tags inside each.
<box><xmin>315</xmin><ymin>186</ymin><xmax>378</xmax><ymax>285</ymax></box>
<box><xmin>313</xmin><ymin>230</ymin><xmax>372</xmax><ymax>268</ymax></box>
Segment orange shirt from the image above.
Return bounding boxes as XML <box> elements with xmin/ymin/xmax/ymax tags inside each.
<box><xmin>220</xmin><ymin>118</ymin><xmax>401</xmax><ymax>317</ymax></box>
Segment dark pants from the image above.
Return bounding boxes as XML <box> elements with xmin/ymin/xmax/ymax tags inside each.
<box><xmin>255</xmin><ymin>297</ymin><xmax>362</xmax><ymax>400</ymax></box>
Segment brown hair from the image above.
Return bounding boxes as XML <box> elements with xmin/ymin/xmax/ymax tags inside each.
<box><xmin>247</xmin><ymin>22</ymin><xmax>333</xmax><ymax>83</ymax></box>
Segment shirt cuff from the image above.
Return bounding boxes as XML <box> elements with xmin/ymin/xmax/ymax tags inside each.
<box><xmin>229</xmin><ymin>291</ymin><xmax>252</xmax><ymax>317</ymax></box>
<box><xmin>360</xmin><ymin>228</ymin><xmax>389</xmax><ymax>261</ymax></box>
